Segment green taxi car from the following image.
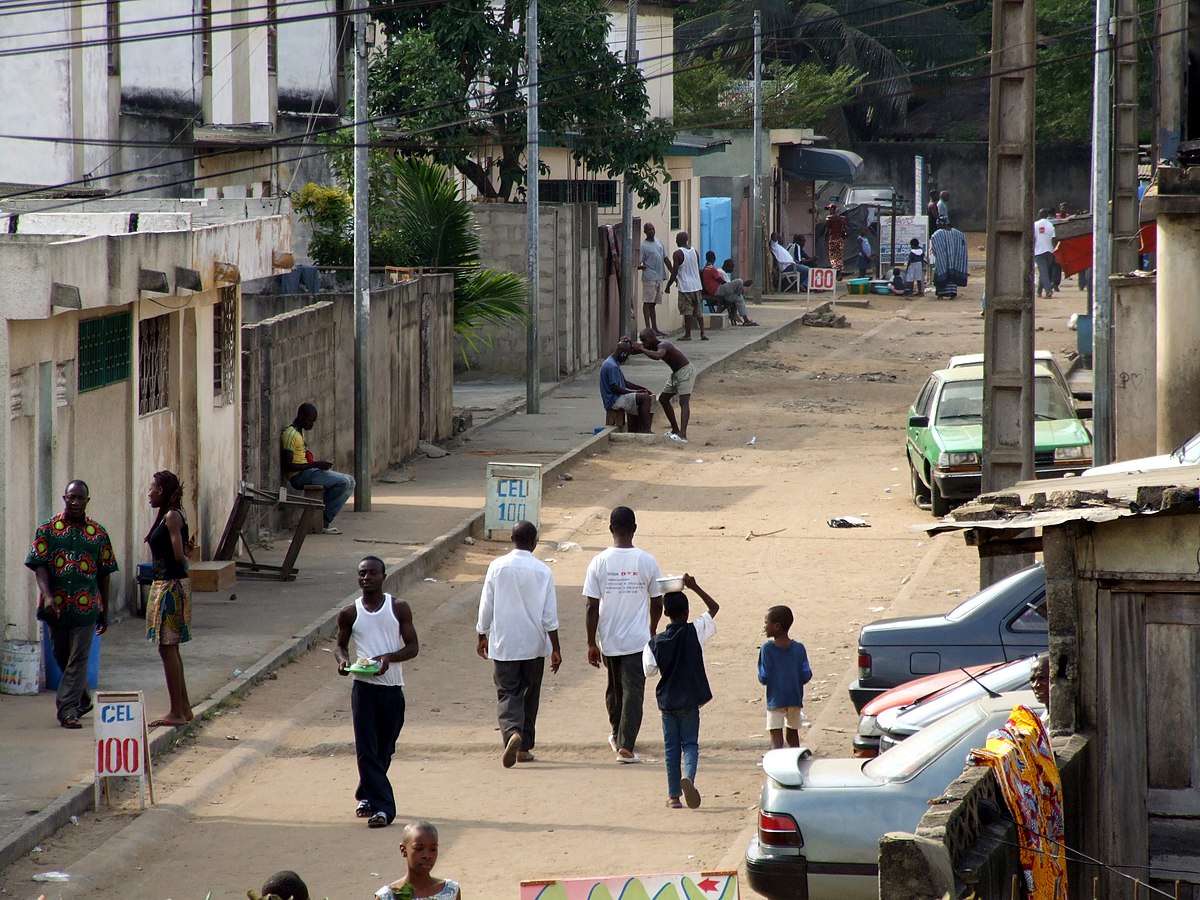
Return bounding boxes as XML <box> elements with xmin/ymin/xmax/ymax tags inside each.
<box><xmin>906</xmin><ymin>363</ymin><xmax>1092</xmax><ymax>516</ymax></box>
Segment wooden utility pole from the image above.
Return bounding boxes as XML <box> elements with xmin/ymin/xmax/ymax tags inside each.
<box><xmin>980</xmin><ymin>0</ymin><xmax>1036</xmax><ymax>586</ymax></box>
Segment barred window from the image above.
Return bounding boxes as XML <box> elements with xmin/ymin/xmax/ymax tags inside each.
<box><xmin>538</xmin><ymin>179</ymin><xmax>619</xmax><ymax>213</ymax></box>
<box><xmin>266</xmin><ymin>0</ymin><xmax>278</xmax><ymax>74</ymax></box>
<box><xmin>138</xmin><ymin>315</ymin><xmax>170</xmax><ymax>415</ymax></box>
<box><xmin>106</xmin><ymin>0</ymin><xmax>120</xmax><ymax>75</ymax></box>
<box><xmin>669</xmin><ymin>181</ymin><xmax>681</xmax><ymax>231</ymax></box>
<box><xmin>200</xmin><ymin>0</ymin><xmax>213</xmax><ymax>75</ymax></box>
<box><xmin>78</xmin><ymin>312</ymin><xmax>132</xmax><ymax>392</ymax></box>
<box><xmin>213</xmin><ymin>286</ymin><xmax>237</xmax><ymax>405</ymax></box>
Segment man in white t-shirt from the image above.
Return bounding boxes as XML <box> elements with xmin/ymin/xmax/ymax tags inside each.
<box><xmin>477</xmin><ymin>520</ymin><xmax>561</xmax><ymax>768</ymax></box>
<box><xmin>1033</xmin><ymin>209</ymin><xmax>1057</xmax><ymax>298</ymax></box>
<box><xmin>584</xmin><ymin>506</ymin><xmax>664</xmax><ymax>762</ymax></box>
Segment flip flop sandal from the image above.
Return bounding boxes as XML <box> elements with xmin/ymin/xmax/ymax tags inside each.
<box><xmin>367</xmin><ymin>812</ymin><xmax>389</xmax><ymax>828</ymax></box>
<box><xmin>356</xmin><ymin>801</ymin><xmax>373</xmax><ymax>818</ymax></box>
<box><xmin>60</xmin><ymin>717</ymin><xmax>82</xmax><ymax>729</ymax></box>
<box><xmin>617</xmin><ymin>753</ymin><xmax>642</xmax><ymax>764</ymax></box>
<box><xmin>666</xmin><ymin>798</ymin><xmax>683</xmax><ymax>809</ymax></box>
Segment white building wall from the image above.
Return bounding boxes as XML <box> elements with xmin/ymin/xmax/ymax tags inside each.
<box><xmin>119</xmin><ymin>0</ymin><xmax>198</xmax><ymax>100</ymax></box>
<box><xmin>276</xmin><ymin>3</ymin><xmax>341</xmax><ymax>112</ymax></box>
<box><xmin>607</xmin><ymin>4</ymin><xmax>674</xmax><ymax>121</ymax></box>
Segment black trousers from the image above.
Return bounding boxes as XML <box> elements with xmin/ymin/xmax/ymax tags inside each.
<box><xmin>603</xmin><ymin>652</ymin><xmax>645</xmax><ymax>752</ymax></box>
<box><xmin>494</xmin><ymin>657</ymin><xmax>546</xmax><ymax>750</ymax></box>
<box><xmin>350</xmin><ymin>680</ymin><xmax>406</xmax><ymax>823</ymax></box>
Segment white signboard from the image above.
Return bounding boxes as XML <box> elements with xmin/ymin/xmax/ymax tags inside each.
<box><xmin>879</xmin><ymin>215</ymin><xmax>930</xmax><ymax>266</ymax></box>
<box><xmin>807</xmin><ymin>267</ymin><xmax>836</xmax><ymax>292</ymax></box>
<box><xmin>484</xmin><ymin>462</ymin><xmax>543</xmax><ymax>539</ymax></box>
<box><xmin>94</xmin><ymin>691</ymin><xmax>153</xmax><ymax>808</ymax></box>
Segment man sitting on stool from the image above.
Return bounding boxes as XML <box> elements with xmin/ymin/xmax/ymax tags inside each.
<box><xmin>281</xmin><ymin>402</ymin><xmax>355</xmax><ymax>534</ymax></box>
<box><xmin>600</xmin><ymin>339</ymin><xmax>654</xmax><ymax>433</ymax></box>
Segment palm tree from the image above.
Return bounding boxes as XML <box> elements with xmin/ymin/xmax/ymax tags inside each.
<box><xmin>677</xmin><ymin>0</ymin><xmax>979</xmax><ymax>141</ymax></box>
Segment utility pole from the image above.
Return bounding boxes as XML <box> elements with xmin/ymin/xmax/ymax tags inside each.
<box><xmin>749</xmin><ymin>8</ymin><xmax>762</xmax><ymax>302</ymax></box>
<box><xmin>980</xmin><ymin>0</ymin><xmax>1035</xmax><ymax>586</ymax></box>
<box><xmin>525</xmin><ymin>0</ymin><xmax>540</xmax><ymax>413</ymax></box>
<box><xmin>352</xmin><ymin>0</ymin><xmax>371</xmax><ymax>511</ymax></box>
<box><xmin>1091</xmin><ymin>0</ymin><xmax>1113</xmax><ymax>467</ymax></box>
<box><xmin>619</xmin><ymin>0</ymin><xmax>638</xmax><ymax>335</ymax></box>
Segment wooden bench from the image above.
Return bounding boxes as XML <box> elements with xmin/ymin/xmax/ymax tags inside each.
<box><xmin>213</xmin><ymin>482</ymin><xmax>325</xmax><ymax>581</ymax></box>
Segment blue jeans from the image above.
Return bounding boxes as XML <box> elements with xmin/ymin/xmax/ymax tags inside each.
<box><xmin>660</xmin><ymin>707</ymin><xmax>700</xmax><ymax>799</ymax></box>
<box><xmin>290</xmin><ymin>467</ymin><xmax>355</xmax><ymax>526</ymax></box>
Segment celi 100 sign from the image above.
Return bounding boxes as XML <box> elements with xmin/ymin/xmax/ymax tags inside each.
<box><xmin>484</xmin><ymin>462</ymin><xmax>543</xmax><ymax>539</ymax></box>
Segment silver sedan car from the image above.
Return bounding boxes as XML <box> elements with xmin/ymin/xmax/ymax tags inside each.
<box><xmin>745</xmin><ymin>691</ymin><xmax>1041</xmax><ymax>900</ymax></box>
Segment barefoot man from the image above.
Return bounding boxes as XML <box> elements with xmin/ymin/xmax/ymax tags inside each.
<box><xmin>637</xmin><ymin>328</ymin><xmax>696</xmax><ymax>444</ymax></box>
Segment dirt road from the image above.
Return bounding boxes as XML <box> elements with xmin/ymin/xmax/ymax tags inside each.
<box><xmin>1</xmin><ymin>282</ymin><xmax>1087</xmax><ymax>899</ymax></box>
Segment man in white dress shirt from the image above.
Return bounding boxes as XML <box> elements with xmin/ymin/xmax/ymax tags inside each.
<box><xmin>477</xmin><ymin>520</ymin><xmax>561</xmax><ymax>768</ymax></box>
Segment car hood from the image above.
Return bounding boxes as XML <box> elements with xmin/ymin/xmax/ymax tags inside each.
<box><xmin>930</xmin><ymin>420</ymin><xmax>1089</xmax><ymax>454</ymax></box>
<box><xmin>762</xmin><ymin>748</ymin><xmax>875</xmax><ymax>789</ymax></box>
<box><xmin>1084</xmin><ymin>453</ymin><xmax>1180</xmax><ymax>476</ymax></box>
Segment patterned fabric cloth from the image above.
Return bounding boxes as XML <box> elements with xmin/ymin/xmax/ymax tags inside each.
<box><xmin>146</xmin><ymin>578</ymin><xmax>192</xmax><ymax>645</ymax></box>
<box><xmin>376</xmin><ymin>878</ymin><xmax>460</xmax><ymax>899</ymax></box>
<box><xmin>25</xmin><ymin>513</ymin><xmax>118</xmax><ymax>627</ymax></box>
<box><xmin>971</xmin><ymin>705</ymin><xmax>1067</xmax><ymax>899</ymax></box>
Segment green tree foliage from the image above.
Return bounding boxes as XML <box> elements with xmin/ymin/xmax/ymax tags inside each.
<box><xmin>677</xmin><ymin>0</ymin><xmax>976</xmax><ymax>140</ymax></box>
<box><xmin>292</xmin><ymin>157</ymin><xmax>527</xmax><ymax>355</ymax></box>
<box><xmin>369</xmin><ymin>0</ymin><xmax>674</xmax><ymax>206</ymax></box>
<box><xmin>675</xmin><ymin>60</ymin><xmax>863</xmax><ymax>130</ymax></box>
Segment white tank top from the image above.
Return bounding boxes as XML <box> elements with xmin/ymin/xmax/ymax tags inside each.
<box><xmin>675</xmin><ymin>246</ymin><xmax>701</xmax><ymax>292</ymax></box>
<box><xmin>352</xmin><ymin>594</ymin><xmax>406</xmax><ymax>686</ymax></box>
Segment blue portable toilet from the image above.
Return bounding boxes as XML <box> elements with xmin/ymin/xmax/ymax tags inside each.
<box><xmin>700</xmin><ymin>197</ymin><xmax>732</xmax><ymax>268</ymax></box>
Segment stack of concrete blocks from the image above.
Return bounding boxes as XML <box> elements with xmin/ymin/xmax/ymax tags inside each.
<box><xmin>465</xmin><ymin>201</ymin><xmax>602</xmax><ymax>380</ymax></box>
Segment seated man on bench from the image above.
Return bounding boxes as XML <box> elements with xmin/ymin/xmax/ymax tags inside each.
<box><xmin>280</xmin><ymin>402</ymin><xmax>356</xmax><ymax>535</ymax></box>
<box><xmin>599</xmin><ymin>338</ymin><xmax>654</xmax><ymax>433</ymax></box>
<box><xmin>700</xmin><ymin>250</ymin><xmax>743</xmax><ymax>325</ymax></box>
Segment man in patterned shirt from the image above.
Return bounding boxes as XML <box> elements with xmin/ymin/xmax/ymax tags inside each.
<box><xmin>26</xmin><ymin>480</ymin><xmax>118</xmax><ymax>729</ymax></box>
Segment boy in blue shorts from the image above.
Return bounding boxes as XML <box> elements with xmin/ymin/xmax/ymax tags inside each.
<box><xmin>643</xmin><ymin>574</ymin><xmax>719</xmax><ymax>809</ymax></box>
<box><xmin>758</xmin><ymin>605</ymin><xmax>813</xmax><ymax>749</ymax></box>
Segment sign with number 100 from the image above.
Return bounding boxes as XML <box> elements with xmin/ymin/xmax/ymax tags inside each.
<box><xmin>97</xmin><ymin>737</ymin><xmax>142</xmax><ymax>775</ymax></box>
<box><xmin>809</xmin><ymin>268</ymin><xmax>836</xmax><ymax>292</ymax></box>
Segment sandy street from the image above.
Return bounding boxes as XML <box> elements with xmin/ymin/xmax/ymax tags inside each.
<box><xmin>1</xmin><ymin>275</ymin><xmax>1088</xmax><ymax>899</ymax></box>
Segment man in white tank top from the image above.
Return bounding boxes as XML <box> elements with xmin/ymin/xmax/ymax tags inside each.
<box><xmin>664</xmin><ymin>231</ymin><xmax>708</xmax><ymax>342</ymax></box>
<box><xmin>335</xmin><ymin>556</ymin><xmax>419</xmax><ymax>828</ymax></box>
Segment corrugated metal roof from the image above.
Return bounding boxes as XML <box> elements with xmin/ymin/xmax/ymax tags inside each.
<box><xmin>910</xmin><ymin>468</ymin><xmax>1200</xmax><ymax>535</ymax></box>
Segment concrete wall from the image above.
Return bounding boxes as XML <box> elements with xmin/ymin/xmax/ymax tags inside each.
<box><xmin>241</xmin><ymin>276</ymin><xmax>455</xmax><ymax>533</ymax></box>
<box><xmin>1111</xmin><ymin>275</ymin><xmax>1157</xmax><ymax>461</ymax></box>
<box><xmin>847</xmin><ymin>142</ymin><xmax>1094</xmax><ymax>231</ymax></box>
<box><xmin>465</xmin><ymin>202</ymin><xmax>604</xmax><ymax>379</ymax></box>
<box><xmin>0</xmin><ymin>210</ymin><xmax>289</xmax><ymax>634</ymax></box>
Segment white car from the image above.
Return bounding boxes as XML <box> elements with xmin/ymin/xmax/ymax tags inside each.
<box><xmin>1084</xmin><ymin>430</ymin><xmax>1200</xmax><ymax>476</ymax></box>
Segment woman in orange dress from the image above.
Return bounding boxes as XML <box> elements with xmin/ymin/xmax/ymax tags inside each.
<box><xmin>824</xmin><ymin>203</ymin><xmax>849</xmax><ymax>277</ymax></box>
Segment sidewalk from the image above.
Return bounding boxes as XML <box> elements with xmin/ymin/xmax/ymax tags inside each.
<box><xmin>0</xmin><ymin>302</ymin><xmax>811</xmax><ymax>868</ymax></box>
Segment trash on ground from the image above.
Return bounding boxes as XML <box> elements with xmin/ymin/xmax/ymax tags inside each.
<box><xmin>802</xmin><ymin>309</ymin><xmax>850</xmax><ymax>328</ymax></box>
<box><xmin>746</xmin><ymin>436</ymin><xmax>756</xmax><ymax>445</ymax></box>
<box><xmin>745</xmin><ymin>528</ymin><xmax>787</xmax><ymax>540</ymax></box>
<box><xmin>827</xmin><ymin>516</ymin><xmax>870</xmax><ymax>528</ymax></box>
<box><xmin>418</xmin><ymin>441</ymin><xmax>449</xmax><ymax>458</ymax></box>
<box><xmin>556</xmin><ymin>473</ymin><xmax>573</xmax><ymax>481</ymax></box>
<box><xmin>464</xmin><ymin>536</ymin><xmax>475</xmax><ymax>545</ymax></box>
<box><xmin>423</xmin><ymin>578</ymin><xmax>437</xmax><ymax>582</ymax></box>
<box><xmin>32</xmin><ymin>872</ymin><xmax>70</xmax><ymax>883</ymax></box>
<box><xmin>556</xmin><ymin>541</ymin><xmax>581</xmax><ymax>552</ymax></box>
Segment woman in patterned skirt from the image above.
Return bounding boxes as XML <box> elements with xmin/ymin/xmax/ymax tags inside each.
<box><xmin>145</xmin><ymin>470</ymin><xmax>193</xmax><ymax>727</ymax></box>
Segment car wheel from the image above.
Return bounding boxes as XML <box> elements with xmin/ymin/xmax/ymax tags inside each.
<box><xmin>931</xmin><ymin>479</ymin><xmax>950</xmax><ymax>517</ymax></box>
<box><xmin>910</xmin><ymin>460</ymin><xmax>930</xmax><ymax>506</ymax></box>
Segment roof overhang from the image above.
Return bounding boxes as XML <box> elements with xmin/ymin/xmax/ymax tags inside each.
<box><xmin>668</xmin><ymin>132</ymin><xmax>730</xmax><ymax>157</ymax></box>
<box><xmin>778</xmin><ymin>146</ymin><xmax>864</xmax><ymax>182</ymax></box>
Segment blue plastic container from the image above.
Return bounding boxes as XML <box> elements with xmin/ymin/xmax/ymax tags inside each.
<box><xmin>42</xmin><ymin>622</ymin><xmax>101</xmax><ymax>691</ymax></box>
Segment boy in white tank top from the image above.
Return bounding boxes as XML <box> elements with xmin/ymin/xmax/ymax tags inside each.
<box><xmin>335</xmin><ymin>556</ymin><xmax>420</xmax><ymax>828</ymax></box>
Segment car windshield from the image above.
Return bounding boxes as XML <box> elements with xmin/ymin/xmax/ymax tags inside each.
<box><xmin>895</xmin><ymin>658</ymin><xmax>1036</xmax><ymax>729</ymax></box>
<box><xmin>935</xmin><ymin>376</ymin><xmax>1073</xmax><ymax>426</ymax></box>
<box><xmin>945</xmin><ymin>568</ymin><xmax>1039</xmax><ymax>622</ymax></box>
<box><xmin>864</xmin><ymin>701</ymin><xmax>989</xmax><ymax>782</ymax></box>
<box><xmin>934</xmin><ymin>381</ymin><xmax>982</xmax><ymax>425</ymax></box>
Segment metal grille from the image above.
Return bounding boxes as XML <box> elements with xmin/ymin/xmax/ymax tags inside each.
<box><xmin>670</xmin><ymin>181</ymin><xmax>681</xmax><ymax>230</ymax></box>
<box><xmin>138</xmin><ymin>314</ymin><xmax>170</xmax><ymax>415</ymax></box>
<box><xmin>106</xmin><ymin>0</ymin><xmax>120</xmax><ymax>75</ymax></box>
<box><xmin>538</xmin><ymin>179</ymin><xmax>618</xmax><ymax>211</ymax></box>
<box><xmin>266</xmin><ymin>0</ymin><xmax>278</xmax><ymax>74</ymax></box>
<box><xmin>200</xmin><ymin>0</ymin><xmax>213</xmax><ymax>74</ymax></box>
<box><xmin>213</xmin><ymin>286</ymin><xmax>237</xmax><ymax>405</ymax></box>
<box><xmin>78</xmin><ymin>312</ymin><xmax>132</xmax><ymax>392</ymax></box>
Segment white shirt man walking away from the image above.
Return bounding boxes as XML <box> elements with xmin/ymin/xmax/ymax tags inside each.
<box><xmin>584</xmin><ymin>506</ymin><xmax>664</xmax><ymax>762</ymax></box>
<box><xmin>477</xmin><ymin>520</ymin><xmax>561</xmax><ymax>768</ymax></box>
